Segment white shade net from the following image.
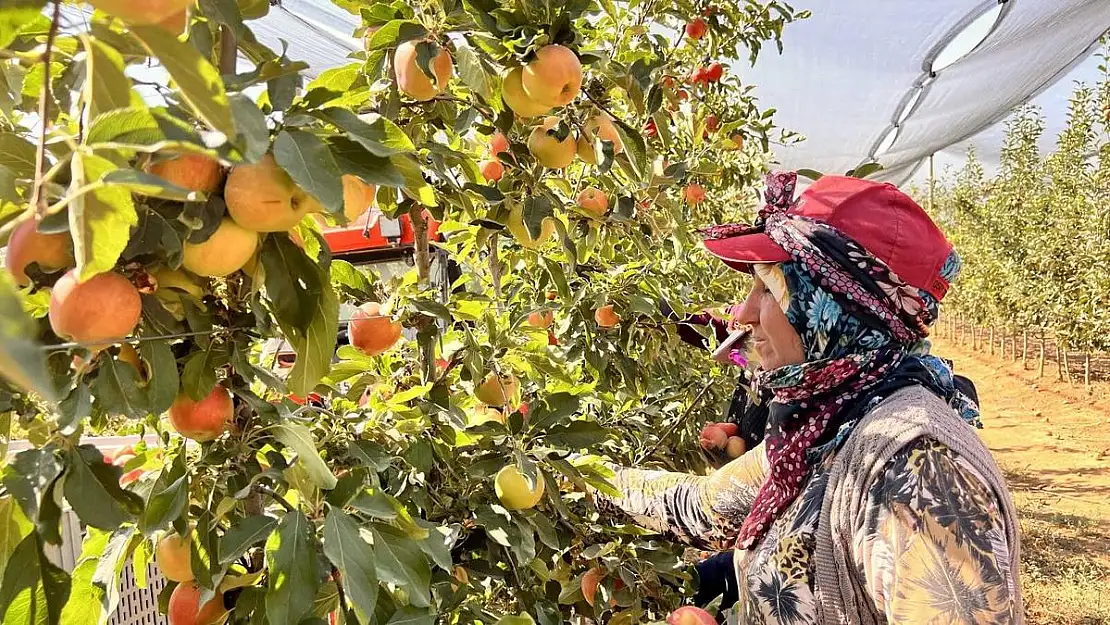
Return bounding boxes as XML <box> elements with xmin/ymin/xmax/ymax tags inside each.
<box><xmin>745</xmin><ymin>0</ymin><xmax>1110</xmax><ymax>184</ymax></box>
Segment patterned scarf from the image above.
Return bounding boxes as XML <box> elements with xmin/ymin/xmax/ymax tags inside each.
<box><xmin>710</xmin><ymin>172</ymin><xmax>970</xmax><ymax>549</ymax></box>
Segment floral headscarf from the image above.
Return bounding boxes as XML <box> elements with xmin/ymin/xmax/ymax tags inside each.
<box><xmin>727</xmin><ymin>172</ymin><xmax>976</xmax><ymax>549</ymax></box>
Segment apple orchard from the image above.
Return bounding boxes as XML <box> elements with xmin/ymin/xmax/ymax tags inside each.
<box><xmin>0</xmin><ymin>1</ymin><xmax>804</xmax><ymax>624</ymax></box>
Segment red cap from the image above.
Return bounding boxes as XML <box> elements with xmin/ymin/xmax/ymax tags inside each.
<box><xmin>703</xmin><ymin>175</ymin><xmax>954</xmax><ymax>301</ymax></box>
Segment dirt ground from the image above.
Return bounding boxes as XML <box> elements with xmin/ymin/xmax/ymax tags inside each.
<box><xmin>931</xmin><ymin>335</ymin><xmax>1110</xmax><ymax>624</ymax></box>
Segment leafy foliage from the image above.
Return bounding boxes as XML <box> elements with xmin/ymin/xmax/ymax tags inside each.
<box><xmin>0</xmin><ymin>0</ymin><xmax>805</xmax><ymax>623</ymax></box>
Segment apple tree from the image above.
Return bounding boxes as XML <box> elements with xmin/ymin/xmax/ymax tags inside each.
<box><xmin>0</xmin><ymin>0</ymin><xmax>803</xmax><ymax>623</ymax></box>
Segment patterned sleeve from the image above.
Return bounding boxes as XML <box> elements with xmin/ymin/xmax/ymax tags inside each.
<box><xmin>854</xmin><ymin>439</ymin><xmax>1020</xmax><ymax>623</ymax></box>
<box><xmin>593</xmin><ymin>445</ymin><xmax>768</xmax><ymax>550</ymax></box>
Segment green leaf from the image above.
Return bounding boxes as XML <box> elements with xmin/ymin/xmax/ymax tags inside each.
<box><xmin>349</xmin><ymin>440</ymin><xmax>393</xmax><ymax>472</ymax></box>
<box><xmin>0</xmin><ymin>5</ymin><xmax>45</xmax><ymax>51</ymax></box>
<box><xmin>540</xmin><ymin>420</ymin><xmax>609</xmax><ymax>449</ymax></box>
<box><xmin>372</xmin><ymin>525</ymin><xmax>431</xmax><ymax>608</ymax></box>
<box><xmin>454</xmin><ymin>44</ymin><xmax>491</xmax><ymax>100</ymax></box>
<box><xmin>91</xmin><ymin>526</ymin><xmax>138</xmax><ymax>621</ymax></box>
<box><xmin>316</xmin><ymin>109</ymin><xmax>413</xmax><ymax>156</ymax></box>
<box><xmin>69</xmin><ymin>153</ymin><xmax>138</xmax><ymax>280</ymax></box>
<box><xmin>364</xmin><ymin>21</ymin><xmax>426</xmax><ymax>50</ymax></box>
<box><xmin>322</xmin><ymin>510</ymin><xmax>378</xmax><ymax>623</ymax></box>
<box><xmin>130</xmin><ymin>26</ymin><xmax>236</xmax><ymax>138</ymax></box>
<box><xmin>140</xmin><ymin>339</ymin><xmax>179</xmax><ymax>415</ymax></box>
<box><xmin>59</xmin><ymin>555</ymin><xmax>105</xmax><ymax>625</ymax></box>
<box><xmin>139</xmin><ymin>474</ymin><xmax>188</xmax><ymax>535</ymax></box>
<box><xmin>103</xmin><ymin>168</ymin><xmax>205</xmax><ymax>202</ymax></box>
<box><xmin>385</xmin><ymin>607</ymin><xmax>434</xmax><ymax>625</ymax></box>
<box><xmin>0</xmin><ymin>497</ymin><xmax>32</xmax><ymax>584</ymax></box>
<box><xmin>63</xmin><ymin>449</ymin><xmax>131</xmax><ymax>530</ymax></box>
<box><xmin>0</xmin><ymin>533</ymin><xmax>70</xmax><ymax>625</ymax></box>
<box><xmin>273</xmin><ymin>130</ymin><xmax>343</xmax><ymax>214</ymax></box>
<box><xmin>92</xmin><ymin>356</ymin><xmax>149</xmax><ymax>419</ymax></box>
<box><xmin>229</xmin><ymin>94</ymin><xmax>270</xmax><ymax>163</ymax></box>
<box><xmin>80</xmin><ymin>35</ymin><xmax>138</xmax><ymax>121</ymax></box>
<box><xmin>180</xmin><ymin>345</ymin><xmax>222</xmax><ymax>401</ymax></box>
<box><xmin>0</xmin><ymin>133</ymin><xmax>36</xmax><ymax>180</ymax></box>
<box><xmin>328</xmin><ymin>137</ymin><xmax>405</xmax><ymax>188</ymax></box>
<box><xmin>262</xmin><ymin>233</ymin><xmax>324</xmax><ymax>332</ymax></box>
<box><xmin>391</xmin><ymin>155</ymin><xmax>436</xmax><ymax>206</ymax></box>
<box><xmin>280</xmin><ymin>268</ymin><xmax>339</xmax><ymax>398</ymax></box>
<box><xmin>612</xmin><ymin>118</ymin><xmax>648</xmax><ymax>181</ymax></box>
<box><xmin>218</xmin><ymin>515</ymin><xmax>278</xmax><ymax>565</ymax></box>
<box><xmin>272</xmin><ymin>423</ymin><xmax>338</xmax><ymax>490</ymax></box>
<box><xmin>85</xmin><ymin>107</ymin><xmax>203</xmax><ymax>150</ymax></box>
<box><xmin>848</xmin><ymin>162</ymin><xmax>884</xmax><ymax>179</ymax></box>
<box><xmin>795</xmin><ymin>168</ymin><xmax>823</xmax><ymax>182</ymax></box>
<box><xmin>0</xmin><ymin>274</ymin><xmax>55</xmax><ymax>401</ymax></box>
<box><xmin>1</xmin><ymin>448</ymin><xmax>63</xmax><ymax>541</ymax></box>
<box><xmin>265</xmin><ymin>511</ymin><xmax>320</xmax><ymax>625</ymax></box>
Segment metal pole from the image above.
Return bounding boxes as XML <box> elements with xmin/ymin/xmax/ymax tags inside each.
<box><xmin>928</xmin><ymin>153</ymin><xmax>936</xmax><ymax>212</ymax></box>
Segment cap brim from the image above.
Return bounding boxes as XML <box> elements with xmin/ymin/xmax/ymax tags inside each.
<box><xmin>703</xmin><ymin>232</ymin><xmax>791</xmax><ymax>271</ymax></box>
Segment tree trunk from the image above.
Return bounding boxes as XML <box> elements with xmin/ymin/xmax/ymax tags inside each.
<box><xmin>1057</xmin><ymin>345</ymin><xmax>1065</xmax><ymax>381</ymax></box>
<box><xmin>1022</xmin><ymin>329</ymin><xmax>1028</xmax><ymax>369</ymax></box>
<box><xmin>1062</xmin><ymin>347</ymin><xmax>1072</xmax><ymax>384</ymax></box>
<box><xmin>1084</xmin><ymin>353</ymin><xmax>1091</xmax><ymax>390</ymax></box>
<box><xmin>1037</xmin><ymin>330</ymin><xmax>1045</xmax><ymax>378</ymax></box>
<box><xmin>989</xmin><ymin>326</ymin><xmax>995</xmax><ymax>355</ymax></box>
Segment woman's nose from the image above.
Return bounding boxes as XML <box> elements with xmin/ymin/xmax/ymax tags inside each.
<box><xmin>735</xmin><ymin>288</ymin><xmax>760</xmax><ymax>326</ymax></box>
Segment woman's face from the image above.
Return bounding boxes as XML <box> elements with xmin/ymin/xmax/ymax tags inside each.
<box><xmin>736</xmin><ymin>270</ymin><xmax>805</xmax><ymax>370</ymax></box>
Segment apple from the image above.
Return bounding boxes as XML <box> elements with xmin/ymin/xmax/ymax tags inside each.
<box><xmin>527</xmin><ymin>310</ymin><xmax>553</xmax><ymax>329</ymax></box>
<box><xmin>168</xmin><ymin>583</ymin><xmax>227</xmax><ymax>625</ymax></box>
<box><xmin>5</xmin><ymin>219</ymin><xmax>73</xmax><ymax>286</ymax></box>
<box><xmin>576</xmin><ymin>187</ymin><xmax>609</xmax><ymax>218</ymax></box>
<box><xmin>474</xmin><ymin>372</ymin><xmax>519</xmax><ymax>406</ymax></box>
<box><xmin>489</xmin><ymin>132</ymin><xmax>510</xmax><ymax>157</ymax></box>
<box><xmin>594</xmin><ymin>304</ymin><xmax>620</xmax><ymax>328</ymax></box>
<box><xmin>685</xmin><ymin>18</ymin><xmax>708</xmax><ymax>41</ymax></box>
<box><xmin>667</xmin><ymin>606</ymin><xmax>716</xmax><ymax>625</ymax></box>
<box><xmin>394</xmin><ymin>39</ymin><xmax>453</xmax><ymax>101</ymax></box>
<box><xmin>683</xmin><ymin>183</ymin><xmax>706</xmax><ymax>205</ymax></box>
<box><xmin>349</xmin><ymin>302</ymin><xmax>403</xmax><ymax>356</ymax></box>
<box><xmin>528</xmin><ymin>117</ymin><xmax>577</xmax><ymax>169</ymax></box>
<box><xmin>156</xmin><ymin>532</ymin><xmax>194</xmax><ymax>582</ymax></box>
<box><xmin>726</xmin><ymin>436</ymin><xmax>747</xmax><ymax>458</ymax></box>
<box><xmin>49</xmin><ymin>270</ymin><xmax>142</xmax><ymax>350</ymax></box>
<box><xmin>480</xmin><ymin>159</ymin><xmax>505</xmax><ymax>182</ymax></box>
<box><xmin>704</xmin><ymin>62</ymin><xmax>724</xmax><ymax>82</ymax></box>
<box><xmin>182</xmin><ymin>218</ymin><xmax>258</xmax><ymax>277</ymax></box>
<box><xmin>168</xmin><ymin>385</ymin><xmax>234</xmax><ymax>442</ymax></box>
<box><xmin>502</xmin><ymin>67</ymin><xmax>552</xmax><ymax>117</ymax></box>
<box><xmin>521</xmin><ymin>45</ymin><xmax>582</xmax><ymax>108</ymax></box>
<box><xmin>494</xmin><ymin>465</ymin><xmax>545</xmax><ymax>510</ymax></box>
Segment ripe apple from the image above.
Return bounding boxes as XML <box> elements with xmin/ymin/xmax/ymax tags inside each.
<box><xmin>528</xmin><ymin>117</ymin><xmax>577</xmax><ymax>169</ymax></box>
<box><xmin>699</xmin><ymin>424</ymin><xmax>728</xmax><ymax>450</ymax></box>
<box><xmin>156</xmin><ymin>532</ymin><xmax>194</xmax><ymax>582</ymax></box>
<box><xmin>119</xmin><ymin>468</ymin><xmax>144</xmax><ymax>487</ymax></box>
<box><xmin>5</xmin><ymin>219</ymin><xmax>73</xmax><ymax>286</ymax></box>
<box><xmin>594</xmin><ymin>304</ymin><xmax>620</xmax><ymax>328</ymax></box>
<box><xmin>49</xmin><ymin>270</ymin><xmax>142</xmax><ymax>350</ymax></box>
<box><xmin>88</xmin><ymin>0</ymin><xmax>192</xmax><ymax>25</ymax></box>
<box><xmin>643</xmin><ymin>119</ymin><xmax>658</xmax><ymax>138</ymax></box>
<box><xmin>469</xmin><ymin>404</ymin><xmax>504</xmax><ymax>426</ymax></box>
<box><xmin>576</xmin><ymin>187</ymin><xmax>609</xmax><ymax>218</ymax></box>
<box><xmin>146</xmin><ymin>154</ymin><xmax>223</xmax><ymax>194</ymax></box>
<box><xmin>718</xmin><ymin>422</ymin><xmax>739</xmax><ymax>437</ymax></box>
<box><xmin>489</xmin><ymin>132</ymin><xmax>510</xmax><ymax>157</ymax></box>
<box><xmin>182</xmin><ymin>218</ymin><xmax>258</xmax><ymax>277</ymax></box>
<box><xmin>667</xmin><ymin>606</ymin><xmax>716</xmax><ymax>625</ymax></box>
<box><xmin>548</xmin><ymin>331</ymin><xmax>559</xmax><ymax>346</ymax></box>
<box><xmin>725</xmin><ymin>436</ymin><xmax>747</xmax><ymax>458</ymax></box>
<box><xmin>506</xmin><ymin>203</ymin><xmax>556</xmax><ymax>250</ymax></box>
<box><xmin>349</xmin><ymin>302</ymin><xmax>403</xmax><ymax>356</ymax></box>
<box><xmin>474</xmin><ymin>372</ymin><xmax>519</xmax><ymax>406</ymax></box>
<box><xmin>480</xmin><ymin>159</ymin><xmax>505</xmax><ymax>182</ymax></box>
<box><xmin>168</xmin><ymin>385</ymin><xmax>234</xmax><ymax>442</ymax></box>
<box><xmin>494</xmin><ymin>465</ymin><xmax>545</xmax><ymax>510</ymax></box>
<box><xmin>502</xmin><ymin>67</ymin><xmax>552</xmax><ymax>117</ymax></box>
<box><xmin>168</xmin><ymin>583</ymin><xmax>227</xmax><ymax>625</ymax></box>
<box><xmin>527</xmin><ymin>310</ymin><xmax>553</xmax><ymax>329</ymax></box>
<box><xmin>225</xmin><ymin>154</ymin><xmax>314</xmax><ymax>232</ymax></box>
<box><xmin>705</xmin><ymin>115</ymin><xmax>719</xmax><ymax>131</ymax></box>
<box><xmin>704</xmin><ymin>62</ymin><xmax>724</xmax><ymax>82</ymax></box>
<box><xmin>683</xmin><ymin>183</ymin><xmax>706</xmax><ymax>205</ymax></box>
<box><xmin>582</xmin><ymin>567</ymin><xmax>604</xmax><ymax>607</ymax></box>
<box><xmin>394</xmin><ymin>39</ymin><xmax>453</xmax><ymax>101</ymax></box>
<box><xmin>685</xmin><ymin>18</ymin><xmax>708</xmax><ymax>41</ymax></box>
<box><xmin>521</xmin><ymin>45</ymin><xmax>582</xmax><ymax>108</ymax></box>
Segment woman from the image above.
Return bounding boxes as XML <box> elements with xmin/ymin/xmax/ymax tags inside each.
<box><xmin>596</xmin><ymin>173</ymin><xmax>1019</xmax><ymax>624</ymax></box>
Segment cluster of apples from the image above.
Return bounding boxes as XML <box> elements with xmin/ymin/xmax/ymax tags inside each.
<box><xmin>700</xmin><ymin>421</ymin><xmax>747</xmax><ymax>459</ymax></box>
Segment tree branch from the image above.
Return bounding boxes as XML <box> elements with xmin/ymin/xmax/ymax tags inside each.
<box><xmin>30</xmin><ymin>0</ymin><xmax>62</xmax><ymax>216</ymax></box>
<box><xmin>256</xmin><ymin>484</ymin><xmax>296</xmax><ymax>512</ymax></box>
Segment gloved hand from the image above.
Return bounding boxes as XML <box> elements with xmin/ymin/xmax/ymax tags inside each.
<box><xmin>692</xmin><ymin>550</ymin><xmax>739</xmax><ymax>618</ymax></box>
